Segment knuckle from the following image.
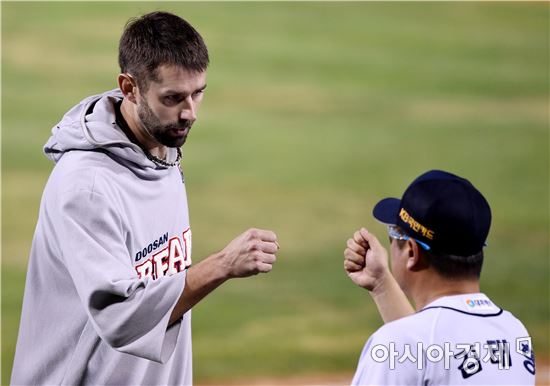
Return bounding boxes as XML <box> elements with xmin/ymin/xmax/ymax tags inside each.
<box><xmin>248</xmin><ymin>261</ymin><xmax>259</xmax><ymax>273</ymax></box>
<box><xmin>260</xmin><ymin>262</ymin><xmax>272</xmax><ymax>273</ymax></box>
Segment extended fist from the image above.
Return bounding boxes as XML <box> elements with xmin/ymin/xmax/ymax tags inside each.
<box><xmin>344</xmin><ymin>228</ymin><xmax>389</xmax><ymax>291</ymax></box>
<box><xmin>220</xmin><ymin>228</ymin><xmax>279</xmax><ymax>278</ymax></box>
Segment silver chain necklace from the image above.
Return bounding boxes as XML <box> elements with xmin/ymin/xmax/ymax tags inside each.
<box><xmin>144</xmin><ymin>147</ymin><xmax>182</xmax><ymax>167</ymax></box>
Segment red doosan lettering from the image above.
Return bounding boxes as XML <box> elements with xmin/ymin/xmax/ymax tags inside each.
<box><xmin>182</xmin><ymin>228</ymin><xmax>192</xmax><ymax>263</ymax></box>
<box><xmin>135</xmin><ymin>259</ymin><xmax>154</xmax><ymax>279</ymax></box>
<box><xmin>135</xmin><ymin>228</ymin><xmax>192</xmax><ymax>279</ymax></box>
<box><xmin>152</xmin><ymin>247</ymin><xmax>169</xmax><ymax>279</ymax></box>
<box><xmin>167</xmin><ymin>237</ymin><xmax>184</xmax><ymax>276</ymax></box>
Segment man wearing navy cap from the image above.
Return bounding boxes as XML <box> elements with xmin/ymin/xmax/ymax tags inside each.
<box><xmin>344</xmin><ymin>170</ymin><xmax>535</xmax><ymax>385</ymax></box>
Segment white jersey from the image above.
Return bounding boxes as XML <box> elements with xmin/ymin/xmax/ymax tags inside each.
<box><xmin>352</xmin><ymin>293</ymin><xmax>535</xmax><ymax>385</ymax></box>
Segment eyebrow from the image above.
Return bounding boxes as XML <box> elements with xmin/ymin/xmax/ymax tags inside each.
<box><xmin>162</xmin><ymin>84</ymin><xmax>207</xmax><ymax>96</ymax></box>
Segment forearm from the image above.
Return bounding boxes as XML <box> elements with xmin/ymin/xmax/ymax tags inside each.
<box><xmin>370</xmin><ymin>274</ymin><xmax>414</xmax><ymax>323</ymax></box>
<box><xmin>168</xmin><ymin>228</ymin><xmax>278</xmax><ymax>325</ymax></box>
<box><xmin>169</xmin><ymin>252</ymin><xmax>227</xmax><ymax>325</ymax></box>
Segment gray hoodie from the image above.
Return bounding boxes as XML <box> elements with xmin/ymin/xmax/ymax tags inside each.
<box><xmin>12</xmin><ymin>89</ymin><xmax>193</xmax><ymax>385</ymax></box>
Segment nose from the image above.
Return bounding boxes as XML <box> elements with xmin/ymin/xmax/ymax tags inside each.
<box><xmin>179</xmin><ymin>96</ymin><xmax>197</xmax><ymax>122</ymax></box>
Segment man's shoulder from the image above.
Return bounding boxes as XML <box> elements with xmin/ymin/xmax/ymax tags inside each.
<box><xmin>47</xmin><ymin>150</ymin><xmax>122</xmax><ymax>195</ymax></box>
<box><xmin>370</xmin><ymin>294</ymin><xmax>531</xmax><ymax>346</ymax></box>
<box><xmin>58</xmin><ymin>147</ymin><xmax>138</xmax><ymax>174</ymax></box>
<box><xmin>371</xmin><ymin>311</ymin><xmax>435</xmax><ymax>344</ymax></box>
<box><xmin>420</xmin><ymin>293</ymin><xmax>530</xmax><ymax>333</ymax></box>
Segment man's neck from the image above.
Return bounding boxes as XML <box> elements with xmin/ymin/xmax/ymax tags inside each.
<box><xmin>119</xmin><ymin>98</ymin><xmax>167</xmax><ymax>159</ymax></box>
<box><xmin>410</xmin><ymin>274</ymin><xmax>480</xmax><ymax>311</ymax></box>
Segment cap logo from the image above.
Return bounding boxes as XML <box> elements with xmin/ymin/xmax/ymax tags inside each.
<box><xmin>399</xmin><ymin>208</ymin><xmax>435</xmax><ymax>240</ymax></box>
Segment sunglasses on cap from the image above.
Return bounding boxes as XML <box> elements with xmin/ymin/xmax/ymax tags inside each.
<box><xmin>387</xmin><ymin>225</ymin><xmax>431</xmax><ymax>251</ymax></box>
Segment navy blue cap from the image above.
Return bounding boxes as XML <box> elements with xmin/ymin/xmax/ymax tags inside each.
<box><xmin>373</xmin><ymin>170</ymin><xmax>491</xmax><ymax>256</ymax></box>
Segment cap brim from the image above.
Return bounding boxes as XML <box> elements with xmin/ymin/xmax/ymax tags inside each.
<box><xmin>372</xmin><ymin>197</ymin><xmax>401</xmax><ymax>225</ymax></box>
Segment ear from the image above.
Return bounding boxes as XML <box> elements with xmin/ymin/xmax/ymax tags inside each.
<box><xmin>405</xmin><ymin>239</ymin><xmax>424</xmax><ymax>272</ymax></box>
<box><xmin>118</xmin><ymin>74</ymin><xmax>138</xmax><ymax>104</ymax></box>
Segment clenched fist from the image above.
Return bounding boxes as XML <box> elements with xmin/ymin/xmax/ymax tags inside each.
<box><xmin>343</xmin><ymin>228</ymin><xmax>415</xmax><ymax>322</ymax></box>
<box><xmin>219</xmin><ymin>228</ymin><xmax>279</xmax><ymax>278</ymax></box>
<box><xmin>344</xmin><ymin>228</ymin><xmax>389</xmax><ymax>291</ymax></box>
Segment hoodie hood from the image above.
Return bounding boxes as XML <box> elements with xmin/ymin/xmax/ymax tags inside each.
<box><xmin>44</xmin><ymin>89</ymin><xmax>181</xmax><ymax>180</ymax></box>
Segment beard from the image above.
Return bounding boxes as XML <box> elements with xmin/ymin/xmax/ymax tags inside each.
<box><xmin>137</xmin><ymin>99</ymin><xmax>193</xmax><ymax>148</ymax></box>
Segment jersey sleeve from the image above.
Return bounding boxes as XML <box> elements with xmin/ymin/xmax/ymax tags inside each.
<box><xmin>55</xmin><ymin>187</ymin><xmax>185</xmax><ymax>363</ymax></box>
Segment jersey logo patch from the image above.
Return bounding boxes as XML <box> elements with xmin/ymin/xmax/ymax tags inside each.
<box><xmin>465</xmin><ymin>298</ymin><xmax>494</xmax><ymax>310</ymax></box>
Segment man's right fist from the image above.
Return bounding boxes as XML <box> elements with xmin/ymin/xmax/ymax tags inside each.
<box><xmin>219</xmin><ymin>228</ymin><xmax>279</xmax><ymax>278</ymax></box>
<box><xmin>344</xmin><ymin>228</ymin><xmax>389</xmax><ymax>291</ymax></box>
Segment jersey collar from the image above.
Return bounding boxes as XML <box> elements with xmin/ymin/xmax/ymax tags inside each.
<box><xmin>420</xmin><ymin>293</ymin><xmax>502</xmax><ymax>316</ymax></box>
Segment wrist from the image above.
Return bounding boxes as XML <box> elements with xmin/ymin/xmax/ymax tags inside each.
<box><xmin>369</xmin><ymin>269</ymin><xmax>396</xmax><ymax>298</ymax></box>
<box><xmin>197</xmin><ymin>252</ymin><xmax>231</xmax><ymax>285</ymax></box>
<box><xmin>206</xmin><ymin>250</ymin><xmax>232</xmax><ymax>283</ymax></box>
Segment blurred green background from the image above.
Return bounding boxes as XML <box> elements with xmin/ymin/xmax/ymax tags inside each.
<box><xmin>2</xmin><ymin>2</ymin><xmax>548</xmax><ymax>384</ymax></box>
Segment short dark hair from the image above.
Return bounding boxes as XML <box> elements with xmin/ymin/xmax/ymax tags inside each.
<box><xmin>118</xmin><ymin>11</ymin><xmax>209</xmax><ymax>91</ymax></box>
<box><xmin>423</xmin><ymin>249</ymin><xmax>484</xmax><ymax>280</ymax></box>
<box><xmin>392</xmin><ymin>229</ymin><xmax>484</xmax><ymax>280</ymax></box>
